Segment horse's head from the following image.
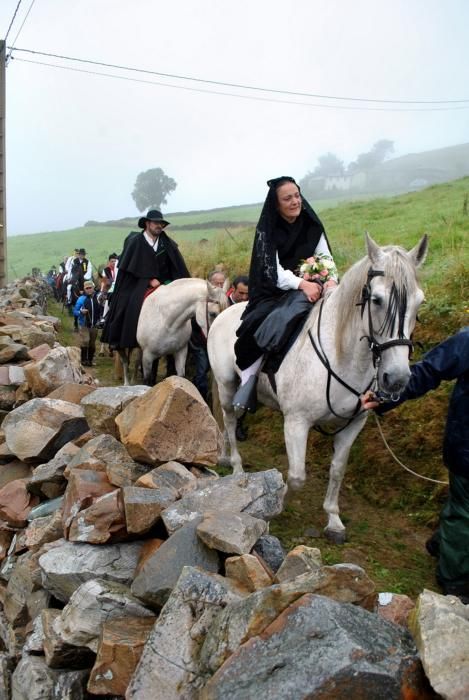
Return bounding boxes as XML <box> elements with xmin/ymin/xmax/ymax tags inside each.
<box><xmin>362</xmin><ymin>232</ymin><xmax>428</xmax><ymax>397</ymax></box>
<box><xmin>336</xmin><ymin>233</ymin><xmax>428</xmax><ymax>399</ymax></box>
<box><xmin>194</xmin><ymin>282</ymin><xmax>229</xmax><ymax>337</ymax></box>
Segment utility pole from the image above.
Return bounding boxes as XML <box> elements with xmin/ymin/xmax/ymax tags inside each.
<box><xmin>0</xmin><ymin>42</ymin><xmax>7</xmax><ymax>287</ymax></box>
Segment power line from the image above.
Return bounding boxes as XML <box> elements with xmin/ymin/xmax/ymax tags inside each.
<box><xmin>4</xmin><ymin>0</ymin><xmax>22</xmax><ymax>44</ymax></box>
<box><xmin>11</xmin><ymin>56</ymin><xmax>469</xmax><ymax>113</ymax></box>
<box><xmin>8</xmin><ymin>45</ymin><xmax>469</xmax><ymax>106</ymax></box>
<box><xmin>6</xmin><ymin>0</ymin><xmax>36</xmax><ymax>63</ymax></box>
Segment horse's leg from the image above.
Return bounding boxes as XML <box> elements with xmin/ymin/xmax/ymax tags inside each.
<box><xmin>323</xmin><ymin>416</ymin><xmax>368</xmax><ymax>544</ymax></box>
<box><xmin>217</xmin><ymin>379</ymin><xmax>243</xmax><ymax>474</ymax></box>
<box><xmin>141</xmin><ymin>348</ymin><xmax>156</xmax><ymax>385</ymax></box>
<box><xmin>130</xmin><ymin>348</ymin><xmax>143</xmax><ymax>385</ymax></box>
<box><xmin>283</xmin><ymin>412</ymin><xmax>310</xmax><ymax>491</ymax></box>
<box><xmin>174</xmin><ymin>346</ymin><xmax>188</xmax><ymax>377</ymax></box>
<box><xmin>117</xmin><ymin>349</ymin><xmax>131</xmax><ymax>386</ymax></box>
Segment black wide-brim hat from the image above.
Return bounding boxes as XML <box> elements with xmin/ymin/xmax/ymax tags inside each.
<box><xmin>138</xmin><ymin>209</ymin><xmax>170</xmax><ymax>229</ymax></box>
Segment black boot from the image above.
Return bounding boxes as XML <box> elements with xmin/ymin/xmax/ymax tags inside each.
<box><xmin>235</xmin><ymin>414</ymin><xmax>249</xmax><ymax>441</ymax></box>
<box><xmin>232</xmin><ymin>375</ymin><xmax>258</xmax><ymax>413</ymax></box>
<box><xmin>80</xmin><ymin>347</ymin><xmax>88</xmax><ymax>366</ymax></box>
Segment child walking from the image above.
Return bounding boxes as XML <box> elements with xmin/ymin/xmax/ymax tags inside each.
<box><xmin>73</xmin><ymin>281</ymin><xmax>102</xmax><ymax>366</ymax></box>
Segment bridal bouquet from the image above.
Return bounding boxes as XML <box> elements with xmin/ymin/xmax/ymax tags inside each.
<box><xmin>298</xmin><ymin>253</ymin><xmax>338</xmax><ymax>283</ymax></box>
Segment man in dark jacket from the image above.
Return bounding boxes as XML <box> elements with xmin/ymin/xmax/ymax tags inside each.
<box><xmin>362</xmin><ymin>327</ymin><xmax>469</xmax><ymax>603</ymax></box>
<box><xmin>102</xmin><ymin>210</ymin><xmax>190</xmax><ymax>350</ymax></box>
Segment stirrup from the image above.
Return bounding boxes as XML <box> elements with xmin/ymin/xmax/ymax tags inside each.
<box><xmin>232</xmin><ymin>375</ymin><xmax>258</xmax><ymax>414</ymax></box>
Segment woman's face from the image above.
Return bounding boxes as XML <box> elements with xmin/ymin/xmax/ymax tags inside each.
<box><xmin>276</xmin><ymin>182</ymin><xmax>302</xmax><ymax>223</ymax></box>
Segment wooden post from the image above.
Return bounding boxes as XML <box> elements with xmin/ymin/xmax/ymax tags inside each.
<box><xmin>0</xmin><ymin>42</ymin><xmax>7</xmax><ymax>287</ymax></box>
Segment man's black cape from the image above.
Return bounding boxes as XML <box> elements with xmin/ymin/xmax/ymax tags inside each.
<box><xmin>102</xmin><ymin>231</ymin><xmax>190</xmax><ymax>349</ymax></box>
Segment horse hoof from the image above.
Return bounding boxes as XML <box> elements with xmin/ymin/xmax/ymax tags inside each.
<box><xmin>217</xmin><ymin>457</ymin><xmax>232</xmax><ymax>468</ymax></box>
<box><xmin>287</xmin><ymin>477</ymin><xmax>305</xmax><ymax>492</ymax></box>
<box><xmin>324</xmin><ymin>528</ymin><xmax>347</xmax><ymax>544</ymax></box>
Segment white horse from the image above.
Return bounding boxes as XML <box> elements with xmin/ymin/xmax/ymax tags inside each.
<box><xmin>207</xmin><ymin>234</ymin><xmax>428</xmax><ymax>542</ymax></box>
<box><xmin>127</xmin><ymin>278</ymin><xmax>228</xmax><ymax>386</ymax></box>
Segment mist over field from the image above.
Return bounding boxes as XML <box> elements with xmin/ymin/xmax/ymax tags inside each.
<box><xmin>2</xmin><ymin>0</ymin><xmax>469</xmax><ymax>236</ymax></box>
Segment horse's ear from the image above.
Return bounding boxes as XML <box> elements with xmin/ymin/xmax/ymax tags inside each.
<box><xmin>365</xmin><ymin>232</ymin><xmax>385</xmax><ymax>266</ymax></box>
<box><xmin>408</xmin><ymin>234</ymin><xmax>428</xmax><ymax>268</ymax></box>
<box><xmin>223</xmin><ymin>277</ymin><xmax>231</xmax><ymax>293</ymax></box>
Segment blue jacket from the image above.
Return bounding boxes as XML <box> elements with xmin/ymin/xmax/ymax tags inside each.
<box><xmin>73</xmin><ymin>293</ymin><xmax>101</xmax><ymax>328</ymax></box>
<box><xmin>377</xmin><ymin>327</ymin><xmax>469</xmax><ymax>476</ymax></box>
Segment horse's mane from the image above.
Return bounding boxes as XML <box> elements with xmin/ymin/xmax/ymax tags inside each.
<box><xmin>334</xmin><ymin>246</ymin><xmax>420</xmax><ymax>359</ymax></box>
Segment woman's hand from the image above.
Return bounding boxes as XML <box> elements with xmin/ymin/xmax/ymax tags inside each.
<box><xmin>149</xmin><ymin>278</ymin><xmax>161</xmax><ymax>289</ymax></box>
<box><xmin>299</xmin><ymin>279</ymin><xmax>323</xmax><ymax>303</ymax></box>
<box><xmin>324</xmin><ymin>279</ymin><xmax>338</xmax><ymax>290</ymax></box>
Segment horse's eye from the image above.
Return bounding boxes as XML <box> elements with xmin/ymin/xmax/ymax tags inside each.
<box><xmin>209</xmin><ymin>312</ymin><xmax>217</xmax><ymax>319</ymax></box>
<box><xmin>372</xmin><ymin>296</ymin><xmax>383</xmax><ymax>306</ymax></box>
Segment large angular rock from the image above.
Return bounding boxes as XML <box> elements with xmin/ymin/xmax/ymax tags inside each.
<box><xmin>66</xmin><ymin>433</ymin><xmax>149</xmax><ymax>486</ymax></box>
<box><xmin>197</xmin><ymin>510</ymin><xmax>267</xmax><ymax>555</ymax></box>
<box><xmin>25</xmin><ymin>509</ymin><xmax>64</xmax><ymax>550</ymax></box>
<box><xmin>27</xmin><ymin>452</ymin><xmax>72</xmax><ymax>499</ymax></box>
<box><xmin>225</xmin><ymin>554</ymin><xmax>273</xmax><ymax>592</ymax></box>
<box><xmin>123</xmin><ymin>485</ymin><xmax>177</xmax><ymax>535</ymax></box>
<box><xmin>2</xmin><ymin>398</ymin><xmax>88</xmax><ymax>463</ymax></box>
<box><xmin>81</xmin><ymin>385</ymin><xmax>150</xmax><ymax>438</ymax></box>
<box><xmin>47</xmin><ymin>382</ymin><xmax>96</xmax><ymax>404</ymax></box>
<box><xmin>408</xmin><ymin>588</ymin><xmax>469</xmax><ymax>699</ymax></box>
<box><xmin>23</xmin><ymin>346</ymin><xmax>87</xmax><ymax>397</ymax></box>
<box><xmin>252</xmin><ymin>534</ymin><xmax>285</xmax><ymax>574</ymax></box>
<box><xmin>0</xmin><ymin>458</ymin><xmax>32</xmax><ymax>489</ymax></box>
<box><xmin>42</xmin><ymin>608</ymin><xmax>96</xmax><ymax>669</ymax></box>
<box><xmin>4</xmin><ymin>552</ymin><xmax>44</xmax><ymax>628</ymax></box>
<box><xmin>131</xmin><ymin>518</ymin><xmax>220</xmax><ymax>609</ymax></box>
<box><xmin>127</xmin><ymin>566</ymin><xmax>243</xmax><ymax>700</ymax></box>
<box><xmin>0</xmin><ymin>478</ymin><xmax>39</xmax><ymax>526</ymax></box>
<box><xmin>68</xmin><ymin>489</ymin><xmax>127</xmax><ymax>544</ymax></box>
<box><xmin>88</xmin><ymin>616</ymin><xmax>156</xmax><ymax>696</ymax></box>
<box><xmin>39</xmin><ymin>539</ymin><xmax>144</xmax><ymax>602</ymax></box>
<box><xmin>162</xmin><ymin>470</ymin><xmax>285</xmax><ymax>535</ymax></box>
<box><xmin>0</xmin><ymin>342</ymin><xmax>30</xmax><ymax>364</ymax></box>
<box><xmin>11</xmin><ymin>656</ymin><xmax>89</xmax><ymax>700</ymax></box>
<box><xmin>274</xmin><ymin>544</ymin><xmax>322</xmax><ymax>582</ymax></box>
<box><xmin>200</xmin><ymin>594</ymin><xmax>429</xmax><ymax>700</ymax></box>
<box><xmin>62</xmin><ymin>469</ymin><xmax>115</xmax><ymax>536</ymax></box>
<box><xmin>54</xmin><ymin>578</ymin><xmax>155</xmax><ymax>652</ymax></box>
<box><xmin>0</xmin><ymin>384</ymin><xmax>17</xmax><ymax>411</ymax></box>
<box><xmin>116</xmin><ymin>377</ymin><xmax>223</xmax><ymax>466</ymax></box>
<box><xmin>135</xmin><ymin>460</ymin><xmax>198</xmax><ymax>496</ymax></box>
<box><xmin>200</xmin><ymin>564</ymin><xmax>376</xmax><ymax>674</ymax></box>
<box><xmin>377</xmin><ymin>591</ymin><xmax>415</xmax><ymax>627</ymax></box>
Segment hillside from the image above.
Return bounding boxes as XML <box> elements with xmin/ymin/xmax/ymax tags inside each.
<box><xmin>7</xmin><ymin>176</ymin><xmax>469</xmax><ymax>289</ymax></box>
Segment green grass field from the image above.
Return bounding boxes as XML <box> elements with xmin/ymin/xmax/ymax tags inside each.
<box><xmin>7</xmin><ymin>188</ymin><xmax>407</xmax><ymax>279</ymax></box>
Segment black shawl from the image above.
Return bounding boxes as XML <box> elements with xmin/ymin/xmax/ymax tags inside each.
<box><xmin>248</xmin><ymin>176</ymin><xmax>331</xmax><ymax>306</ymax></box>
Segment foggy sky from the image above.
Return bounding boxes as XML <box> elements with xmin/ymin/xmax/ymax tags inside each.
<box><xmin>2</xmin><ymin>0</ymin><xmax>469</xmax><ymax>235</ymax></box>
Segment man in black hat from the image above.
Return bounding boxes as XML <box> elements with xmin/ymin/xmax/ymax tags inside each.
<box><xmin>102</xmin><ymin>210</ymin><xmax>190</xmax><ymax>350</ymax></box>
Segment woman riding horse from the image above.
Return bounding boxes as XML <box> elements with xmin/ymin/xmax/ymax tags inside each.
<box><xmin>233</xmin><ymin>176</ymin><xmax>338</xmax><ymax>411</ymax></box>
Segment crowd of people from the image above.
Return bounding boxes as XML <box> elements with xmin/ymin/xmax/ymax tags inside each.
<box><xmin>44</xmin><ymin>209</ymin><xmax>252</xmax><ymax>386</ymax></box>
<box><xmin>41</xmin><ymin>179</ymin><xmax>466</xmax><ymax>604</ymax></box>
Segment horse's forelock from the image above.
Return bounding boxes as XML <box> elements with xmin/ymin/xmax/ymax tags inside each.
<box><xmin>335</xmin><ymin>246</ymin><xmax>420</xmax><ymax>357</ymax></box>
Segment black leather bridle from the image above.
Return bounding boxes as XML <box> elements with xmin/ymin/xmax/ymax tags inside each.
<box><xmin>358</xmin><ymin>268</ymin><xmax>414</xmax><ymax>367</ymax></box>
